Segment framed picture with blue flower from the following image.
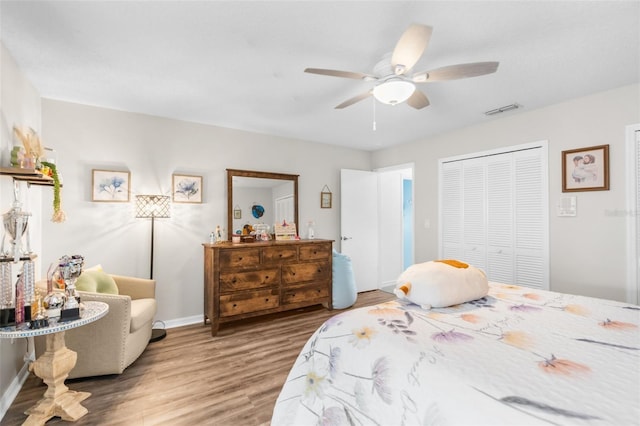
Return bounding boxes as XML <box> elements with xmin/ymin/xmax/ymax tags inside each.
<box><xmin>92</xmin><ymin>169</ymin><xmax>130</xmax><ymax>202</ymax></box>
<box><xmin>172</xmin><ymin>174</ymin><xmax>203</xmax><ymax>203</ymax></box>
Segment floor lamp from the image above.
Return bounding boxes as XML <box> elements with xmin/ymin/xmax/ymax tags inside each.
<box><xmin>135</xmin><ymin>194</ymin><xmax>170</xmax><ymax>342</ymax></box>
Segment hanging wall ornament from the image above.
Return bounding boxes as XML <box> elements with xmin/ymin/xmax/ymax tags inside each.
<box><xmin>321</xmin><ymin>185</ymin><xmax>332</xmax><ymax>209</ymax></box>
<box><xmin>251</xmin><ymin>203</ymin><xmax>265</xmax><ymax>219</ymax></box>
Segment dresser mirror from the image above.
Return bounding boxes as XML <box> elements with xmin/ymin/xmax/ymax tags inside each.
<box><xmin>226</xmin><ymin>169</ymin><xmax>299</xmax><ymax>240</ymax></box>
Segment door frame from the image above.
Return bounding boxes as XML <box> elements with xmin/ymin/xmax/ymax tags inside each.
<box><xmin>625</xmin><ymin>123</ymin><xmax>640</xmax><ymax>304</ymax></box>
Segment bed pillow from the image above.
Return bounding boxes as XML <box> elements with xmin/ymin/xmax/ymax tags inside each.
<box><xmin>75</xmin><ymin>265</ymin><xmax>119</xmax><ymax>295</ymax></box>
<box><xmin>394</xmin><ymin>259</ymin><xmax>488</xmax><ymax>309</ymax></box>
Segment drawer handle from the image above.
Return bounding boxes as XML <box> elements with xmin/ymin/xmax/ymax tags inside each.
<box><xmin>279</xmin><ymin>254</ymin><xmax>283</xmax><ymax>258</ymax></box>
<box><xmin>238</xmin><ymin>257</ymin><xmax>243</xmax><ymax>261</ymax></box>
<box><xmin>292</xmin><ymin>272</ymin><xmax>296</xmax><ymax>276</ymax></box>
<box><xmin>232</xmin><ymin>278</ymin><xmax>237</xmax><ymax>283</ymax></box>
<box><xmin>265</xmin><ymin>275</ymin><xmax>269</xmax><ymax>279</ymax></box>
<box><xmin>233</xmin><ymin>303</ymin><xmax>237</xmax><ymax>308</ymax></box>
<box><xmin>317</xmin><ymin>269</ymin><xmax>322</xmax><ymax>273</ymax></box>
<box><xmin>265</xmin><ymin>298</ymin><xmax>270</xmax><ymax>302</ymax></box>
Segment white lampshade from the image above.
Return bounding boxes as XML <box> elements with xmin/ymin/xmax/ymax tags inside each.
<box><xmin>372</xmin><ymin>79</ymin><xmax>416</xmax><ymax>105</ymax></box>
<box><xmin>135</xmin><ymin>195</ymin><xmax>171</xmax><ymax>218</ymax></box>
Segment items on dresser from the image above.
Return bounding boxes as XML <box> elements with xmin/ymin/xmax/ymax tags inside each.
<box><xmin>203</xmin><ymin>239</ymin><xmax>333</xmax><ymax>336</ymax></box>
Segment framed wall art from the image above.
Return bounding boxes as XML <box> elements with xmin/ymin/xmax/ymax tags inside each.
<box><xmin>172</xmin><ymin>174</ymin><xmax>203</xmax><ymax>203</ymax></box>
<box><xmin>92</xmin><ymin>169</ymin><xmax>130</xmax><ymax>202</ymax></box>
<box><xmin>320</xmin><ymin>185</ymin><xmax>332</xmax><ymax>208</ymax></box>
<box><xmin>562</xmin><ymin>144</ymin><xmax>610</xmax><ymax>192</ymax></box>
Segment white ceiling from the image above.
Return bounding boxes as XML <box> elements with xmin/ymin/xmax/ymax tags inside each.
<box><xmin>1</xmin><ymin>1</ymin><xmax>638</xmax><ymax>151</ymax></box>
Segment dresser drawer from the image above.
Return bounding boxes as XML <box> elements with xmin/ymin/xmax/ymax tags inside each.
<box><xmin>262</xmin><ymin>246</ymin><xmax>298</xmax><ymax>263</ymax></box>
<box><xmin>219</xmin><ymin>269</ymin><xmax>280</xmax><ymax>292</ymax></box>
<box><xmin>282</xmin><ymin>261</ymin><xmax>330</xmax><ymax>284</ymax></box>
<box><xmin>219</xmin><ymin>288</ymin><xmax>279</xmax><ymax>317</ymax></box>
<box><xmin>299</xmin><ymin>244</ymin><xmax>331</xmax><ymax>261</ymax></box>
<box><xmin>219</xmin><ymin>248</ymin><xmax>260</xmax><ymax>269</ymax></box>
<box><xmin>282</xmin><ymin>284</ymin><xmax>329</xmax><ymax>305</ymax></box>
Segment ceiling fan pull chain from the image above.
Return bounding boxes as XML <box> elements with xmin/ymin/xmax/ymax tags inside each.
<box><xmin>372</xmin><ymin>96</ymin><xmax>377</xmax><ymax>131</ymax></box>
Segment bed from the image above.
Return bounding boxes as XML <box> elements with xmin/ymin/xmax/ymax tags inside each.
<box><xmin>272</xmin><ymin>282</ymin><xmax>640</xmax><ymax>425</ymax></box>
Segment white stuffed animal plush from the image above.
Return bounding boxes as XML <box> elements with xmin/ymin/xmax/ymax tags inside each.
<box><xmin>394</xmin><ymin>259</ymin><xmax>488</xmax><ymax>309</ymax></box>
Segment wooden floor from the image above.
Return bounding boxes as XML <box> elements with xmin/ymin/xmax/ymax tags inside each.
<box><xmin>2</xmin><ymin>290</ymin><xmax>394</xmax><ymax>426</ymax></box>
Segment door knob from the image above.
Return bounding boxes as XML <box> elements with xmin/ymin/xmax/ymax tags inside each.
<box><xmin>341</xmin><ymin>236</ymin><xmax>352</xmax><ymax>241</ymax></box>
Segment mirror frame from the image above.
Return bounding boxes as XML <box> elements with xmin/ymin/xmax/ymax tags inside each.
<box><xmin>226</xmin><ymin>169</ymin><xmax>299</xmax><ymax>241</ymax></box>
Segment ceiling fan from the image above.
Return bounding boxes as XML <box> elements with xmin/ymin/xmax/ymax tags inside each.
<box><xmin>305</xmin><ymin>24</ymin><xmax>499</xmax><ymax>110</ymax></box>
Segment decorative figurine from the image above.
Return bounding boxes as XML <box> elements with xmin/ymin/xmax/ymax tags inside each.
<box><xmin>1</xmin><ymin>182</ymin><xmax>32</xmax><ymax>262</ymax></box>
<box><xmin>57</xmin><ymin>254</ymin><xmax>84</xmax><ymax>321</ymax></box>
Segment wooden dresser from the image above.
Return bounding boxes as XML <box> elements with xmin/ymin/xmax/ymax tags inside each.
<box><xmin>203</xmin><ymin>239</ymin><xmax>333</xmax><ymax>336</ymax></box>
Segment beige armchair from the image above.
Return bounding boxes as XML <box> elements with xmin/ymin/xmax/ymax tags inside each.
<box><xmin>35</xmin><ymin>274</ymin><xmax>157</xmax><ymax>379</ymax></box>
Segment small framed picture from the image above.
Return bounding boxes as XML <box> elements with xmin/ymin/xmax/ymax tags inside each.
<box><xmin>172</xmin><ymin>174</ymin><xmax>203</xmax><ymax>203</ymax></box>
<box><xmin>562</xmin><ymin>144</ymin><xmax>610</xmax><ymax>192</ymax></box>
<box><xmin>92</xmin><ymin>169</ymin><xmax>130</xmax><ymax>202</ymax></box>
<box><xmin>321</xmin><ymin>191</ymin><xmax>332</xmax><ymax>209</ymax></box>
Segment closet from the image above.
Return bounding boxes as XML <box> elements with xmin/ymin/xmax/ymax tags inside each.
<box><xmin>439</xmin><ymin>142</ymin><xmax>549</xmax><ymax>289</ymax></box>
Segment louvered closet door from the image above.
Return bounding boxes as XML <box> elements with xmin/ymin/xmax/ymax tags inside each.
<box><xmin>514</xmin><ymin>148</ymin><xmax>547</xmax><ymax>289</ymax></box>
<box><xmin>439</xmin><ymin>143</ymin><xmax>548</xmax><ymax>290</ymax></box>
<box><xmin>440</xmin><ymin>161</ymin><xmax>463</xmax><ymax>260</ymax></box>
<box><xmin>462</xmin><ymin>158</ymin><xmax>486</xmax><ymax>270</ymax></box>
<box><xmin>486</xmin><ymin>153</ymin><xmax>514</xmax><ymax>283</ymax></box>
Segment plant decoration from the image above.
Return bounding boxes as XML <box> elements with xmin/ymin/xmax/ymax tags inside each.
<box><xmin>40</xmin><ymin>161</ymin><xmax>65</xmax><ymax>223</ymax></box>
<box><xmin>13</xmin><ymin>126</ymin><xmax>65</xmax><ymax>223</ymax></box>
<box><xmin>12</xmin><ymin>126</ymin><xmax>43</xmax><ymax>168</ymax></box>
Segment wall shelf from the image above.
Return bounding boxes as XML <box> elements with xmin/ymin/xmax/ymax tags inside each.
<box><xmin>0</xmin><ymin>167</ymin><xmax>55</xmax><ymax>186</ymax></box>
<box><xmin>0</xmin><ymin>254</ymin><xmax>37</xmax><ymax>263</ymax></box>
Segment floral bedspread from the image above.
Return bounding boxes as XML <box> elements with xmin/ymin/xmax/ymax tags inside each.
<box><xmin>272</xmin><ymin>283</ymin><xmax>640</xmax><ymax>425</ymax></box>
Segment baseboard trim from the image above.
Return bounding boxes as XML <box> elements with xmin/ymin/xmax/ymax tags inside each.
<box><xmin>0</xmin><ymin>360</ymin><xmax>30</xmax><ymax>421</ymax></box>
<box><xmin>162</xmin><ymin>315</ymin><xmax>203</xmax><ymax>330</ymax></box>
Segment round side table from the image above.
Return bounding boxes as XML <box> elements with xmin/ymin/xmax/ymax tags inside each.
<box><xmin>0</xmin><ymin>301</ymin><xmax>109</xmax><ymax>426</ymax></box>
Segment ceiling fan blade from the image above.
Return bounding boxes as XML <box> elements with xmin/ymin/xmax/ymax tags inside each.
<box><xmin>412</xmin><ymin>61</ymin><xmax>499</xmax><ymax>82</ymax></box>
<box><xmin>406</xmin><ymin>90</ymin><xmax>430</xmax><ymax>109</ymax></box>
<box><xmin>391</xmin><ymin>24</ymin><xmax>433</xmax><ymax>75</ymax></box>
<box><xmin>335</xmin><ymin>91</ymin><xmax>372</xmax><ymax>109</ymax></box>
<box><xmin>305</xmin><ymin>68</ymin><xmax>376</xmax><ymax>81</ymax></box>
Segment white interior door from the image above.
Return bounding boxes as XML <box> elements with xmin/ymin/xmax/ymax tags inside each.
<box><xmin>341</xmin><ymin>169</ymin><xmax>379</xmax><ymax>292</ymax></box>
<box><xmin>378</xmin><ymin>171</ymin><xmax>404</xmax><ymax>287</ymax></box>
<box><xmin>627</xmin><ymin>124</ymin><xmax>640</xmax><ymax>304</ymax></box>
<box><xmin>274</xmin><ymin>195</ymin><xmax>294</xmax><ymax>224</ymax></box>
<box><xmin>636</xmin><ymin>129</ymin><xmax>640</xmax><ymax>304</ymax></box>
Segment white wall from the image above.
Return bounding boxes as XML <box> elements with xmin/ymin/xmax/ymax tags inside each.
<box><xmin>40</xmin><ymin>100</ymin><xmax>371</xmax><ymax>325</ymax></box>
<box><xmin>372</xmin><ymin>84</ymin><xmax>640</xmax><ymax>303</ymax></box>
<box><xmin>0</xmin><ymin>42</ymin><xmax>43</xmax><ymax>418</ymax></box>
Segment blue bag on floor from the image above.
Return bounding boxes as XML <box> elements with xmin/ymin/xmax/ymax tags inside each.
<box><xmin>332</xmin><ymin>250</ymin><xmax>357</xmax><ymax>309</ymax></box>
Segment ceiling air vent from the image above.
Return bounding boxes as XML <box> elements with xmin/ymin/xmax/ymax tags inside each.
<box><xmin>484</xmin><ymin>103</ymin><xmax>520</xmax><ymax>116</ymax></box>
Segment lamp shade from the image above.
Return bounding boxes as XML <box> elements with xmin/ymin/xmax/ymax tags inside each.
<box><xmin>135</xmin><ymin>195</ymin><xmax>170</xmax><ymax>218</ymax></box>
<box><xmin>372</xmin><ymin>79</ymin><xmax>416</xmax><ymax>105</ymax></box>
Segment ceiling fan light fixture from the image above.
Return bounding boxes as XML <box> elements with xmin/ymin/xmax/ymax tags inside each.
<box><xmin>373</xmin><ymin>79</ymin><xmax>416</xmax><ymax>105</ymax></box>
